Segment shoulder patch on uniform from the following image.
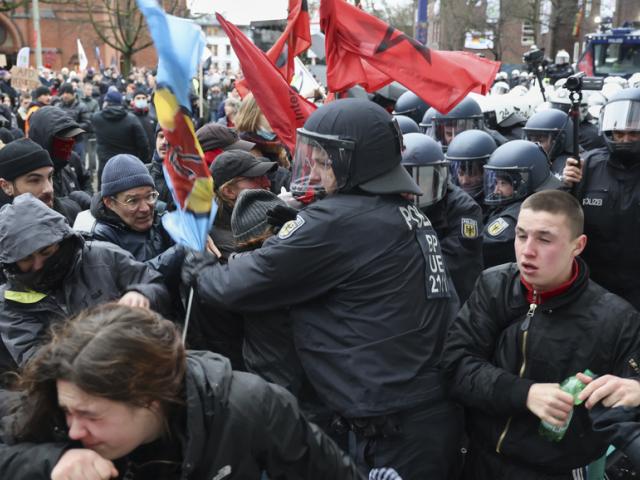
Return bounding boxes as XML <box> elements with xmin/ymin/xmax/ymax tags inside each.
<box><xmin>487</xmin><ymin>217</ymin><xmax>509</xmax><ymax>237</ymax></box>
<box><xmin>278</xmin><ymin>215</ymin><xmax>305</xmax><ymax>239</ymax></box>
<box><xmin>461</xmin><ymin>218</ymin><xmax>478</xmax><ymax>239</ymax></box>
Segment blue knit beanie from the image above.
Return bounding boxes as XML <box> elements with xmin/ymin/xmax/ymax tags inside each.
<box><xmin>101</xmin><ymin>154</ymin><xmax>154</xmax><ymax>197</ymax></box>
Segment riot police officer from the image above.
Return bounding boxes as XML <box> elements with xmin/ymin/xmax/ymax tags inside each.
<box><xmin>393</xmin><ymin>114</ymin><xmax>420</xmax><ymax>135</ymax></box>
<box><xmin>182</xmin><ymin>99</ymin><xmax>462</xmax><ymax>479</ymax></box>
<box><xmin>402</xmin><ymin>133</ymin><xmax>483</xmax><ymax>303</ymax></box>
<box><xmin>549</xmin><ymin>87</ymin><xmax>605</xmax><ymax>152</ymax></box>
<box><xmin>393</xmin><ymin>90</ymin><xmax>430</xmax><ymax>124</ymax></box>
<box><xmin>419</xmin><ymin>106</ymin><xmax>437</xmax><ymax>136</ymax></box>
<box><xmin>523</xmin><ymin>108</ymin><xmax>574</xmax><ymax>175</ymax></box>
<box><xmin>562</xmin><ymin>87</ymin><xmax>640</xmax><ymax>310</ymax></box>
<box><xmin>482</xmin><ymin>140</ymin><xmax>561</xmax><ymax>268</ymax></box>
<box><xmin>430</xmin><ymin>96</ymin><xmax>507</xmax><ymax>152</ymax></box>
<box><xmin>446</xmin><ymin>129</ymin><xmax>497</xmax><ymax>208</ymax></box>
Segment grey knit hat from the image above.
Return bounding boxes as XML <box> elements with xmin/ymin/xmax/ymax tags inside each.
<box><xmin>231</xmin><ymin>189</ymin><xmax>287</xmax><ymax>243</ymax></box>
<box><xmin>101</xmin><ymin>154</ymin><xmax>155</xmax><ymax>197</ymax></box>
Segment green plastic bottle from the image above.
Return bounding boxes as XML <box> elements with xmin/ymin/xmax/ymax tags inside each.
<box><xmin>539</xmin><ymin>369</ymin><xmax>595</xmax><ymax>442</ymax></box>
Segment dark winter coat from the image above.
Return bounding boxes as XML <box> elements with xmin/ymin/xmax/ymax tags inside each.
<box><xmin>0</xmin><ymin>351</ymin><xmax>362</xmax><ymax>480</ymax></box>
<box><xmin>0</xmin><ymin>195</ymin><xmax>169</xmax><ymax>371</ymax></box>
<box><xmin>442</xmin><ymin>259</ymin><xmax>640</xmax><ymax>474</ymax></box>
<box><xmin>91</xmin><ymin>105</ymin><xmax>151</xmax><ymax>172</ymax></box>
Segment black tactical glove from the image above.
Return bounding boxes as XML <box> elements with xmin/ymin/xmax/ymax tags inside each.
<box><xmin>266</xmin><ymin>204</ymin><xmax>298</xmax><ymax>232</ymax></box>
<box><xmin>181</xmin><ymin>249</ymin><xmax>218</xmax><ymax>288</ymax></box>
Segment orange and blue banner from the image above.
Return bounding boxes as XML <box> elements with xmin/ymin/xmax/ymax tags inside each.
<box><xmin>137</xmin><ymin>0</ymin><xmax>215</xmax><ymax>251</ymax></box>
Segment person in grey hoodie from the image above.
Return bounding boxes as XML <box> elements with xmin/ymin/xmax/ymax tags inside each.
<box><xmin>0</xmin><ymin>193</ymin><xmax>169</xmax><ymax>374</ymax></box>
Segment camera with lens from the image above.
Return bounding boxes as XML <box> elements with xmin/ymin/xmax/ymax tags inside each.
<box><xmin>523</xmin><ymin>48</ymin><xmax>545</xmax><ymax>65</ymax></box>
<box><xmin>564</xmin><ymin>72</ymin><xmax>604</xmax><ymax>92</ymax></box>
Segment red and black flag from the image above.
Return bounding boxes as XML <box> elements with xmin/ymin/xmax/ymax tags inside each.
<box><xmin>216</xmin><ymin>12</ymin><xmax>316</xmax><ymax>153</ymax></box>
<box><xmin>320</xmin><ymin>0</ymin><xmax>500</xmax><ymax>113</ymax></box>
<box><xmin>267</xmin><ymin>0</ymin><xmax>312</xmax><ymax>83</ymax></box>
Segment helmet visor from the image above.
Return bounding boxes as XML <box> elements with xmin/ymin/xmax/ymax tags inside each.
<box><xmin>290</xmin><ymin>129</ymin><xmax>354</xmax><ymax>203</ymax></box>
<box><xmin>483</xmin><ymin>167</ymin><xmax>531</xmax><ymax>205</ymax></box>
<box><xmin>600</xmin><ymin>100</ymin><xmax>640</xmax><ymax>134</ymax></box>
<box><xmin>433</xmin><ymin>117</ymin><xmax>484</xmax><ymax>146</ymax></box>
<box><xmin>405</xmin><ymin>162</ymin><xmax>450</xmax><ymax>207</ymax></box>
<box><xmin>450</xmin><ymin>159</ymin><xmax>485</xmax><ymax>197</ymax></box>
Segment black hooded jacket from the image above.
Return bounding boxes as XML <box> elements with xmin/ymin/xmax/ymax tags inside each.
<box><xmin>0</xmin><ymin>352</ymin><xmax>362</xmax><ymax>480</ymax></box>
<box><xmin>91</xmin><ymin>105</ymin><xmax>151</xmax><ymax>169</ymax></box>
<box><xmin>28</xmin><ymin>106</ymin><xmax>92</xmax><ymax>197</ymax></box>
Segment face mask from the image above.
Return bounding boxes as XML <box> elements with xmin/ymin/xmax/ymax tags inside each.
<box><xmin>51</xmin><ymin>136</ymin><xmax>76</xmax><ymax>164</ymax></box>
<box><xmin>257</xmin><ymin>128</ymin><xmax>277</xmax><ymax>141</ymax></box>
<box><xmin>10</xmin><ymin>237</ymin><xmax>79</xmax><ymax>292</ymax></box>
<box><xmin>134</xmin><ymin>99</ymin><xmax>148</xmax><ymax>109</ymax></box>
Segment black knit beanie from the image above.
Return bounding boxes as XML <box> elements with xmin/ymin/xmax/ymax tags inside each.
<box><xmin>231</xmin><ymin>189</ymin><xmax>287</xmax><ymax>244</ymax></box>
<box><xmin>0</xmin><ymin>138</ymin><xmax>53</xmax><ymax>180</ymax></box>
<box><xmin>101</xmin><ymin>154</ymin><xmax>154</xmax><ymax>197</ymax></box>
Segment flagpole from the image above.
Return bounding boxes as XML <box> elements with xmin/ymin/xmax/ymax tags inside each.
<box><xmin>32</xmin><ymin>0</ymin><xmax>43</xmax><ymax>69</ymax></box>
<box><xmin>182</xmin><ymin>287</ymin><xmax>195</xmax><ymax>344</ymax></box>
<box><xmin>198</xmin><ymin>62</ymin><xmax>204</xmax><ymax>125</ymax></box>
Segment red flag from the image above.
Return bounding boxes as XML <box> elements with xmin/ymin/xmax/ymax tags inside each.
<box><xmin>267</xmin><ymin>0</ymin><xmax>311</xmax><ymax>82</ymax></box>
<box><xmin>577</xmin><ymin>48</ymin><xmax>594</xmax><ymax>76</ymax></box>
<box><xmin>320</xmin><ymin>0</ymin><xmax>501</xmax><ymax>113</ymax></box>
<box><xmin>216</xmin><ymin>13</ymin><xmax>317</xmax><ymax>153</ymax></box>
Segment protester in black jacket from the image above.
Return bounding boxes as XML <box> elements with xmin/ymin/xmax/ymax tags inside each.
<box><xmin>0</xmin><ymin>194</ymin><xmax>169</xmax><ymax>373</ymax></box>
<box><xmin>0</xmin><ymin>303</ymin><xmax>363</xmax><ymax>480</ymax></box>
<box><xmin>0</xmin><ymin>138</ymin><xmax>84</xmax><ymax>225</ymax></box>
<box><xmin>91</xmin><ymin>90</ymin><xmax>151</xmax><ymax>184</ymax></box>
<box><xmin>28</xmin><ymin>106</ymin><xmax>93</xmax><ymax>200</ymax></box>
<box><xmin>442</xmin><ymin>190</ymin><xmax>640</xmax><ymax>479</ymax></box>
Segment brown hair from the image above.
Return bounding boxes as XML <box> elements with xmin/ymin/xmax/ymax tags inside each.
<box><xmin>11</xmin><ymin>303</ymin><xmax>186</xmax><ymax>442</ymax></box>
<box><xmin>234</xmin><ymin>93</ymin><xmax>263</xmax><ymax>133</ymax></box>
<box><xmin>521</xmin><ymin>190</ymin><xmax>584</xmax><ymax>238</ymax></box>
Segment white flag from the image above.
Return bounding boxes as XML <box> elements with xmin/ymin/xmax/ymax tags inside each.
<box><xmin>77</xmin><ymin>39</ymin><xmax>88</xmax><ymax>71</ymax></box>
<box><xmin>16</xmin><ymin>47</ymin><xmax>29</xmax><ymax>68</ymax></box>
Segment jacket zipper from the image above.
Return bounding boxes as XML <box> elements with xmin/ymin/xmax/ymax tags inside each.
<box><xmin>496</xmin><ymin>295</ymin><xmax>538</xmax><ymax>453</ymax></box>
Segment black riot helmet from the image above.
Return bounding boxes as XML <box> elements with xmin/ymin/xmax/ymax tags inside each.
<box><xmin>599</xmin><ymin>87</ymin><xmax>640</xmax><ymax>162</ymax></box>
<box><xmin>401</xmin><ymin>133</ymin><xmax>449</xmax><ymax>207</ymax></box>
<box><xmin>523</xmin><ymin>108</ymin><xmax>573</xmax><ymax>161</ymax></box>
<box><xmin>432</xmin><ymin>96</ymin><xmax>484</xmax><ymax>150</ymax></box>
<box><xmin>291</xmin><ymin>99</ymin><xmax>421</xmax><ymax>204</ymax></box>
<box><xmin>394</xmin><ymin>114</ymin><xmax>421</xmax><ymax>135</ymax></box>
<box><xmin>419</xmin><ymin>107</ymin><xmax>438</xmax><ymax>135</ymax></box>
<box><xmin>483</xmin><ymin>140</ymin><xmax>559</xmax><ymax>206</ymax></box>
<box><xmin>445</xmin><ymin>129</ymin><xmax>497</xmax><ymax>200</ymax></box>
<box><xmin>393</xmin><ymin>91</ymin><xmax>430</xmax><ymax>124</ymax></box>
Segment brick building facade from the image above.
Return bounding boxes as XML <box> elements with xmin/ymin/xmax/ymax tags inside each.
<box><xmin>0</xmin><ymin>2</ymin><xmax>188</xmax><ymax>72</ymax></box>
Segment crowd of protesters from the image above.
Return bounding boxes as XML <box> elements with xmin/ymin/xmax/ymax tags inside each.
<box><xmin>0</xmin><ymin>57</ymin><xmax>639</xmax><ymax>480</ymax></box>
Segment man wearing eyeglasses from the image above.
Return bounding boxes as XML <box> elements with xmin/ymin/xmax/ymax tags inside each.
<box><xmin>90</xmin><ymin>154</ymin><xmax>173</xmax><ymax>263</ymax></box>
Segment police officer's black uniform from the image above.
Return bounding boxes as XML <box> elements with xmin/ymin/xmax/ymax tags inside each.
<box><xmin>572</xmin><ymin>147</ymin><xmax>640</xmax><ymax>310</ymax></box>
<box><xmin>183</xmin><ymin>99</ymin><xmax>463</xmax><ymax>479</ymax></box>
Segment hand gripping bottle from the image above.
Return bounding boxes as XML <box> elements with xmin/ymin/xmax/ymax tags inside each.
<box><xmin>539</xmin><ymin>369</ymin><xmax>595</xmax><ymax>442</ymax></box>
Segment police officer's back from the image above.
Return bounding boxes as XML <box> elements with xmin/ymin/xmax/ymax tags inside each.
<box><xmin>402</xmin><ymin>132</ymin><xmax>483</xmax><ymax>303</ymax></box>
<box><xmin>182</xmin><ymin>99</ymin><xmax>462</xmax><ymax>479</ymax></box>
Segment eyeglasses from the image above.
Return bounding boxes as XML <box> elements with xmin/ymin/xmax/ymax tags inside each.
<box><xmin>110</xmin><ymin>191</ymin><xmax>159</xmax><ymax>211</ymax></box>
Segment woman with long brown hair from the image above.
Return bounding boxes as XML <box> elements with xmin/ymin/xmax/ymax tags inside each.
<box><xmin>0</xmin><ymin>303</ymin><xmax>361</xmax><ymax>480</ymax></box>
